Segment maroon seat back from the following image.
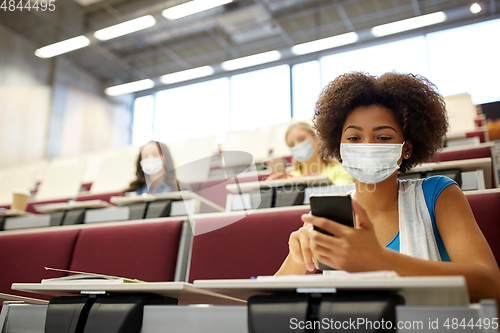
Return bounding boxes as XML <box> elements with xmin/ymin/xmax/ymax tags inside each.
<box><xmin>466</xmin><ymin>130</ymin><xmax>487</xmax><ymax>143</ymax></box>
<box><xmin>188</xmin><ymin>208</ymin><xmax>308</xmax><ymax>282</ymax></box>
<box><xmin>80</xmin><ymin>183</ymin><xmax>92</xmax><ymax>192</ymax></box>
<box><xmin>433</xmin><ymin>146</ymin><xmax>496</xmax><ymax>187</ymax></box>
<box><xmin>69</xmin><ymin>220</ymin><xmax>184</xmax><ymax>282</ymax></box>
<box><xmin>475</xmin><ymin>118</ymin><xmax>485</xmax><ymax>128</ymax></box>
<box><xmin>466</xmin><ymin>191</ymin><xmax>500</xmax><ymax>266</ymax></box>
<box><xmin>0</xmin><ymin>229</ymin><xmax>80</xmax><ymax>300</ymax></box>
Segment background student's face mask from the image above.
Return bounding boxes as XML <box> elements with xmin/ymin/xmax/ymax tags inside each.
<box><xmin>140</xmin><ymin>158</ymin><xmax>163</xmax><ymax>175</ymax></box>
<box><xmin>340</xmin><ymin>142</ymin><xmax>404</xmax><ymax>184</ymax></box>
<box><xmin>290</xmin><ymin>139</ymin><xmax>314</xmax><ymax>162</ymax></box>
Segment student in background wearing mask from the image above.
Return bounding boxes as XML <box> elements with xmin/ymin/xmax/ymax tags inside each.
<box><xmin>267</xmin><ymin>122</ymin><xmax>353</xmax><ymax>185</ymax></box>
<box><xmin>124</xmin><ymin>141</ymin><xmax>180</xmax><ymax>195</ymax></box>
<box><xmin>276</xmin><ymin>72</ymin><xmax>500</xmax><ymax>303</ymax></box>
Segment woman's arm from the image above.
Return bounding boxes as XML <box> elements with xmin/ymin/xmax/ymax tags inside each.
<box><xmin>306</xmin><ymin>193</ymin><xmax>500</xmax><ymax>303</ymax></box>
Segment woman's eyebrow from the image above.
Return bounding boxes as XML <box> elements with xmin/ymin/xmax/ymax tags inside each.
<box><xmin>344</xmin><ymin>125</ymin><xmax>398</xmax><ymax>133</ymax></box>
<box><xmin>373</xmin><ymin>125</ymin><xmax>397</xmax><ymax>133</ymax></box>
<box><xmin>344</xmin><ymin>125</ymin><xmax>362</xmax><ymax>132</ymax></box>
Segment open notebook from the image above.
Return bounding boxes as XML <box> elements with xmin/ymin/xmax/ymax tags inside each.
<box><xmin>41</xmin><ymin>267</ymin><xmax>146</xmax><ymax>284</ymax></box>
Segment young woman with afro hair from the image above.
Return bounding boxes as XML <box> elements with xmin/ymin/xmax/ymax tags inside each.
<box><xmin>276</xmin><ymin>72</ymin><xmax>500</xmax><ymax>303</ymax></box>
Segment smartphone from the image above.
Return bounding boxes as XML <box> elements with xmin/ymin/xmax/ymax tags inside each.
<box><xmin>309</xmin><ymin>194</ymin><xmax>355</xmax><ymax>270</ymax></box>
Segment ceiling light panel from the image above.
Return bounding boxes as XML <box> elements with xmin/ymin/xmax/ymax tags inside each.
<box><xmin>35</xmin><ymin>36</ymin><xmax>90</xmax><ymax>58</ymax></box>
<box><xmin>371</xmin><ymin>12</ymin><xmax>447</xmax><ymax>37</ymax></box>
<box><xmin>94</xmin><ymin>15</ymin><xmax>157</xmax><ymax>41</ymax></box>
<box><xmin>162</xmin><ymin>0</ymin><xmax>233</xmax><ymax>20</ymax></box>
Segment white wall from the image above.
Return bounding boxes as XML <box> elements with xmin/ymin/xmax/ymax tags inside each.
<box><xmin>59</xmin><ymin>86</ymin><xmax>131</xmax><ymax>156</ymax></box>
<box><xmin>0</xmin><ymin>23</ymin><xmax>133</xmax><ymax>169</ymax></box>
<box><xmin>0</xmin><ymin>86</ymin><xmax>51</xmax><ymax>168</ymax></box>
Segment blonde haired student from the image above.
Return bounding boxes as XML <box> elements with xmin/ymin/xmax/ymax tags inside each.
<box><xmin>267</xmin><ymin>122</ymin><xmax>353</xmax><ymax>185</ymax></box>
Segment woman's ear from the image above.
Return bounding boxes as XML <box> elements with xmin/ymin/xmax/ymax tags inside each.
<box><xmin>403</xmin><ymin>141</ymin><xmax>413</xmax><ymax>159</ymax></box>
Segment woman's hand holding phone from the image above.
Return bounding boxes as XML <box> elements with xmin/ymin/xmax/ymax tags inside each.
<box><xmin>288</xmin><ymin>221</ymin><xmax>319</xmax><ymax>272</ymax></box>
<box><xmin>304</xmin><ymin>199</ymin><xmax>388</xmax><ymax>272</ymax></box>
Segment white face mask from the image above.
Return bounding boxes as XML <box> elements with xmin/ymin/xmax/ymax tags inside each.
<box><xmin>340</xmin><ymin>142</ymin><xmax>405</xmax><ymax>184</ymax></box>
<box><xmin>290</xmin><ymin>139</ymin><xmax>314</xmax><ymax>162</ymax></box>
<box><xmin>140</xmin><ymin>158</ymin><xmax>163</xmax><ymax>175</ymax></box>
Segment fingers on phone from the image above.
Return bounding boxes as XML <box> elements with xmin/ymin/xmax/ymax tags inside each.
<box><xmin>298</xmin><ymin>228</ymin><xmax>315</xmax><ymax>271</ymax></box>
<box><xmin>313</xmin><ymin>217</ymin><xmax>351</xmax><ymax>238</ymax></box>
<box><xmin>312</xmin><ymin>256</ymin><xmax>319</xmax><ymax>270</ymax></box>
<box><xmin>289</xmin><ymin>236</ymin><xmax>304</xmax><ymax>264</ymax></box>
<box><xmin>289</xmin><ymin>227</ymin><xmax>315</xmax><ymax>271</ymax></box>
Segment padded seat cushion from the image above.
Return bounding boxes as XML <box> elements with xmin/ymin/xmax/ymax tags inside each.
<box><xmin>69</xmin><ymin>220</ymin><xmax>183</xmax><ymax>282</ymax></box>
<box><xmin>189</xmin><ymin>208</ymin><xmax>308</xmax><ymax>282</ymax></box>
<box><xmin>466</xmin><ymin>192</ymin><xmax>500</xmax><ymax>266</ymax></box>
<box><xmin>0</xmin><ymin>229</ymin><xmax>80</xmax><ymax>299</ymax></box>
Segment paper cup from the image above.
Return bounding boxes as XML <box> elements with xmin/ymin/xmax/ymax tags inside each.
<box><xmin>12</xmin><ymin>189</ymin><xmax>30</xmax><ymax>211</ymax></box>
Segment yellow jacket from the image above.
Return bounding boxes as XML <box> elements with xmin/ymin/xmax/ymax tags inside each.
<box><xmin>289</xmin><ymin>163</ymin><xmax>354</xmax><ymax>185</ymax></box>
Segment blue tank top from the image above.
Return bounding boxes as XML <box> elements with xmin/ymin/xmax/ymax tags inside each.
<box><xmin>385</xmin><ymin>176</ymin><xmax>457</xmax><ymax>261</ymax></box>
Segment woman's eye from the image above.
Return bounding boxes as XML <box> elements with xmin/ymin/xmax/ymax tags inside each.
<box><xmin>378</xmin><ymin>137</ymin><xmax>391</xmax><ymax>141</ymax></box>
<box><xmin>347</xmin><ymin>137</ymin><xmax>359</xmax><ymax>142</ymax></box>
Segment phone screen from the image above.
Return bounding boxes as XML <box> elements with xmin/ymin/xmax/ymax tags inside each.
<box><xmin>310</xmin><ymin>194</ymin><xmax>354</xmax><ymax>233</ymax></box>
<box><xmin>309</xmin><ymin>194</ymin><xmax>354</xmax><ymax>270</ymax></box>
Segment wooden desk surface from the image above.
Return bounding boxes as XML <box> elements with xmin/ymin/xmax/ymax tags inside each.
<box><xmin>11</xmin><ymin>282</ymin><xmax>246</xmax><ymax>306</ymax></box>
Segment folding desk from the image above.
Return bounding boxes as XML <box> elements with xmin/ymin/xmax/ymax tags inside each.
<box><xmin>410</xmin><ymin>157</ymin><xmax>492</xmax><ymax>189</ymax></box>
<box><xmin>225</xmin><ymin>175</ymin><xmax>335</xmax><ymax>211</ymax></box>
<box><xmin>2</xmin><ymin>276</ymin><xmax>498</xmax><ymax>333</ymax></box>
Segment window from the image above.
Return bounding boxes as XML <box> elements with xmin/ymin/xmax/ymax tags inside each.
<box><xmin>131</xmin><ymin>95</ymin><xmax>154</xmax><ymax>147</ymax></box>
<box><xmin>320</xmin><ymin>37</ymin><xmax>429</xmax><ymax>86</ymax></box>
<box><xmin>426</xmin><ymin>18</ymin><xmax>500</xmax><ymax>104</ymax></box>
<box><xmin>131</xmin><ymin>19</ymin><xmax>500</xmax><ymax>147</ymax></box>
<box><xmin>292</xmin><ymin>60</ymin><xmax>321</xmax><ymax>121</ymax></box>
<box><xmin>229</xmin><ymin>65</ymin><xmax>291</xmax><ymax>131</ymax></box>
<box><xmin>153</xmin><ymin>78</ymin><xmax>230</xmax><ymax>143</ymax></box>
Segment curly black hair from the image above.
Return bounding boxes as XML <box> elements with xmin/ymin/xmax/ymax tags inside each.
<box><xmin>313</xmin><ymin>72</ymin><xmax>449</xmax><ymax>173</ymax></box>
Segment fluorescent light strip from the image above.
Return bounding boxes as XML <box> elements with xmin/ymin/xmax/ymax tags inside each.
<box><xmin>160</xmin><ymin>66</ymin><xmax>214</xmax><ymax>84</ymax></box>
<box><xmin>94</xmin><ymin>15</ymin><xmax>156</xmax><ymax>41</ymax></box>
<box><xmin>371</xmin><ymin>11</ymin><xmax>447</xmax><ymax>37</ymax></box>
<box><xmin>221</xmin><ymin>51</ymin><xmax>281</xmax><ymax>71</ymax></box>
<box><xmin>162</xmin><ymin>0</ymin><xmax>232</xmax><ymax>20</ymax></box>
<box><xmin>291</xmin><ymin>32</ymin><xmax>359</xmax><ymax>55</ymax></box>
<box><xmin>105</xmin><ymin>79</ymin><xmax>155</xmax><ymax>96</ymax></box>
<box><xmin>35</xmin><ymin>36</ymin><xmax>90</xmax><ymax>58</ymax></box>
